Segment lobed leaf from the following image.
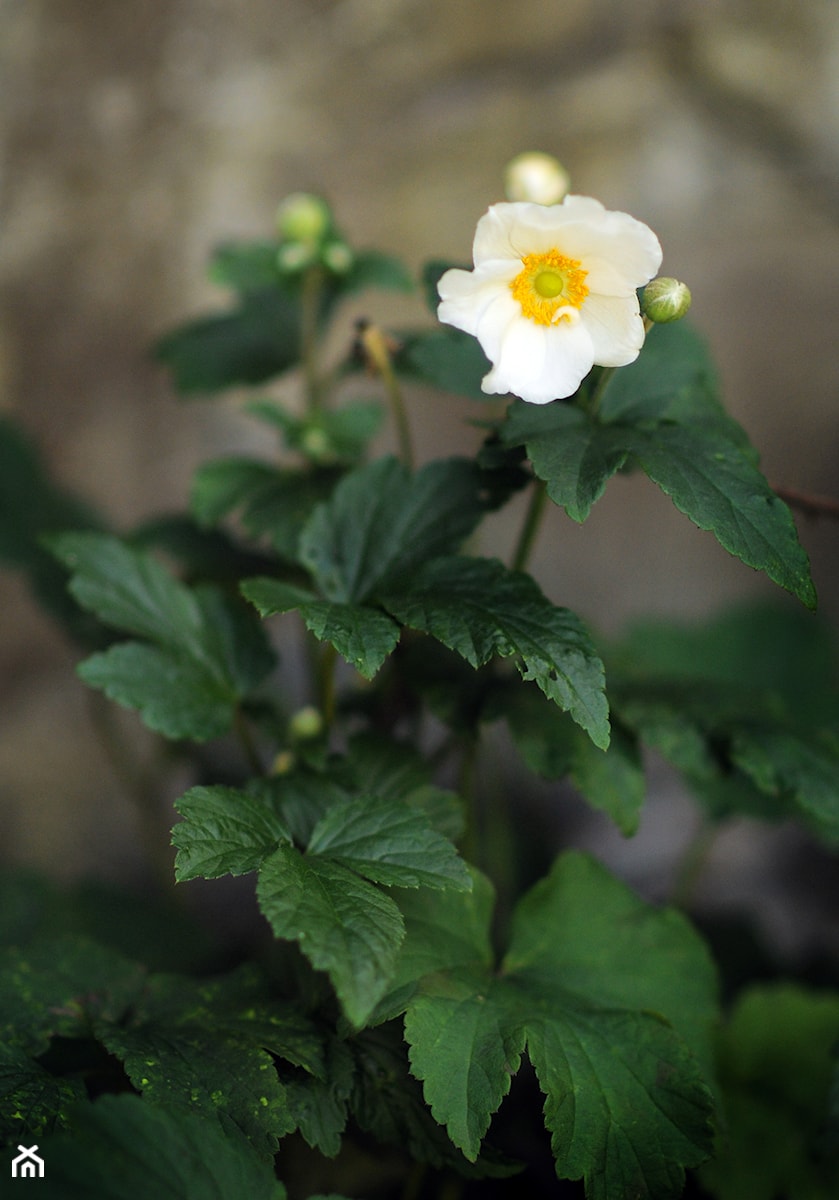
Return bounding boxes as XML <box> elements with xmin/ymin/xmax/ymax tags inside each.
<box><xmin>172</xmin><ymin>785</ymin><xmax>293</xmax><ymax>881</ymax></box>
<box><xmin>381</xmin><ymin>555</ymin><xmax>610</xmax><ymax>749</ymax></box>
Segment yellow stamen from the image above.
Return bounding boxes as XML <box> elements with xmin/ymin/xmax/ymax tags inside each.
<box><xmin>510</xmin><ymin>250</ymin><xmax>589</xmax><ymax>325</ymax></box>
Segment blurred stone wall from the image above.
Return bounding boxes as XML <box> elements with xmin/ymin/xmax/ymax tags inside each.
<box><xmin>2</xmin><ymin>0</ymin><xmax>839</xmax><ymax>888</ymax></box>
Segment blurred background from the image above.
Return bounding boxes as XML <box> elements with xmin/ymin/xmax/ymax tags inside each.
<box><xmin>1</xmin><ymin>0</ymin><xmax>838</xmax><ymax>948</ymax></box>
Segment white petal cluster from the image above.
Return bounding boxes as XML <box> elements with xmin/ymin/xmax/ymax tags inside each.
<box><xmin>437</xmin><ymin>196</ymin><xmax>663</xmax><ymax>405</ymax></box>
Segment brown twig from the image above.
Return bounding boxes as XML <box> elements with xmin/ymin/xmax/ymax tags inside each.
<box><xmin>773</xmin><ymin>484</ymin><xmax>839</xmax><ymax>521</ymax></box>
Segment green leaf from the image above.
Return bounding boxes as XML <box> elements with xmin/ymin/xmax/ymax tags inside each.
<box><xmin>624</xmin><ymin>421</ymin><xmax>815</xmax><ymax>609</ymax></box>
<box><xmin>0</xmin><ymin>1044</ymin><xmax>84</xmax><ymax>1141</ymax></box>
<box><xmin>300</xmin><ymin>456</ymin><xmax>487</xmax><ymax>604</ymax></box>
<box><xmin>526</xmin><ymin>1005</ymin><xmax>712</xmax><ymax>1200</ymax></box>
<box><xmin>381</xmin><ymin>555</ymin><xmax>610</xmax><ymax>749</ymax></box>
<box><xmin>99</xmin><ymin>1024</ymin><xmax>293</xmax><ymax>1156</ymax></box>
<box><xmin>154</xmin><ymin>287</ymin><xmax>302</xmax><ymax>395</ymax></box>
<box><xmin>78</xmin><ymin>642</ymin><xmax>237</xmax><ymax>741</ymax></box>
<box><xmin>730</xmin><ymin>727</ymin><xmax>839</xmax><ymax>843</ymax></box>
<box><xmin>256</xmin><ymin>845</ymin><xmax>406</xmax><ymax>1028</ymax></box>
<box><xmin>501</xmin><ymin>323</ymin><xmax>815</xmax><ymax>607</ymax></box>
<box><xmin>0</xmin><ymin>935</ymin><xmax>146</xmax><ymax>1056</ymax></box>
<box><xmin>397</xmin><ymin>328</ymin><xmax>492</xmax><ymax>401</ymax></box>
<box><xmin>306</xmin><ymin>793</ymin><xmax>470</xmax><ymax>892</ymax></box>
<box><xmin>340</xmin><ymin>248</ymin><xmax>414</xmax><ymax>295</ymax></box>
<box><xmin>242</xmin><ymin>578</ymin><xmax>401</xmax><ymax>679</ymax></box>
<box><xmin>50</xmin><ymin>534</ymin><xmax>276</xmax><ymax>740</ymax></box>
<box><xmin>190</xmin><ymin>458</ymin><xmax>341</xmax><ymax>559</ymax></box>
<box><xmin>701</xmin><ymin>984</ymin><xmax>839</xmax><ymax>1200</ymax></box>
<box><xmin>406</xmin><ymin>969</ymin><xmax>525</xmax><ymax>1158</ymax></box>
<box><xmin>403</xmin><ymin>853</ymin><xmax>718</xmax><ymax>1196</ymax></box>
<box><xmin>208</xmin><ymin>240</ymin><xmax>283</xmax><ymax>291</ymax></box>
<box><xmin>39</xmin><ymin>1094</ymin><xmax>287</xmax><ymax>1199</ymax></box>
<box><xmin>172</xmin><ymin>785</ymin><xmax>293</xmax><ymax>881</ymax></box>
<box><xmin>247</xmin><ymin>398</ymin><xmax>384</xmax><ymax>463</ymax></box>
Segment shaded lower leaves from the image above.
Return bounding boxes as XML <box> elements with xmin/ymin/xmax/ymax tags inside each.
<box><xmin>38</xmin><ymin>1094</ymin><xmax>288</xmax><ymax>1200</ymax></box>
<box><xmin>400</xmin><ymin>853</ymin><xmax>717</xmax><ymax>1200</ymax></box>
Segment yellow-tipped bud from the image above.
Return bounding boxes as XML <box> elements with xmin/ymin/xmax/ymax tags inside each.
<box><xmin>504</xmin><ymin>152</ymin><xmax>570</xmax><ymax>206</ymax></box>
<box><xmin>642</xmin><ymin>277</ymin><xmax>692</xmax><ymax>324</ymax></box>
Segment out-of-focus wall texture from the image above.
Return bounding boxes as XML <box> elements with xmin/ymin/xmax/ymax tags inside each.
<box><xmin>2</xmin><ymin>0</ymin><xmax>839</xmax><ymax>893</ymax></box>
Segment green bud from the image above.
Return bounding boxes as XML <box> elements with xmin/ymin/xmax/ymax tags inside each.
<box><xmin>642</xmin><ymin>277</ymin><xmax>692</xmax><ymax>323</ymax></box>
<box><xmin>277</xmin><ymin>240</ymin><xmax>317</xmax><ymax>273</ymax></box>
<box><xmin>504</xmin><ymin>152</ymin><xmax>570</xmax><ymax>205</ymax></box>
<box><xmin>300</xmin><ymin>426</ymin><xmax>335</xmax><ymax>463</ymax></box>
<box><xmin>275</xmin><ymin>192</ymin><xmax>332</xmax><ymax>243</ymax></box>
<box><xmin>289</xmin><ymin>705</ymin><xmax>324</xmax><ymax>741</ymax></box>
<box><xmin>321</xmin><ymin>239</ymin><xmax>354</xmax><ymax>275</ymax></box>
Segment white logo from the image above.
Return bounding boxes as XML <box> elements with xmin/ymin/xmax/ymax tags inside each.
<box><xmin>11</xmin><ymin>1144</ymin><xmax>45</xmax><ymax>1179</ymax></box>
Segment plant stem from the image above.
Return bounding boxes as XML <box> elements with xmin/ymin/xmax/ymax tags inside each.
<box><xmin>234</xmin><ymin>705</ymin><xmax>265</xmax><ymax>777</ymax></box>
<box><xmin>671</xmin><ymin>821</ymin><xmax>718</xmax><ymax>909</ymax></box>
<box><xmin>511</xmin><ymin>476</ymin><xmax>548</xmax><ymax>573</ymax></box>
<box><xmin>359</xmin><ymin>322</ymin><xmax>414</xmax><ymax>471</ymax></box>
<box><xmin>300</xmin><ymin>265</ymin><xmax>324</xmax><ymax>412</ymax></box>
<box><xmin>318</xmin><ymin>641</ymin><xmax>339</xmax><ymax>726</ymax></box>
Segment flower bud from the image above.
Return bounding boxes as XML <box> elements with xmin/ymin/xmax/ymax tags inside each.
<box><xmin>321</xmin><ymin>239</ymin><xmax>354</xmax><ymax>275</ymax></box>
<box><xmin>504</xmin><ymin>152</ymin><xmax>570</xmax><ymax>205</ymax></box>
<box><xmin>642</xmin><ymin>277</ymin><xmax>692</xmax><ymax>324</ymax></box>
<box><xmin>276</xmin><ymin>240</ymin><xmax>317</xmax><ymax>273</ymax></box>
<box><xmin>289</xmin><ymin>705</ymin><xmax>324</xmax><ymax>741</ymax></box>
<box><xmin>276</xmin><ymin>192</ymin><xmax>332</xmax><ymax>244</ymax></box>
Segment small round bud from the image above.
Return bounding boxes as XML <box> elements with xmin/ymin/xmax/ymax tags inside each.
<box><xmin>300</xmin><ymin>426</ymin><xmax>334</xmax><ymax>463</ymax></box>
<box><xmin>275</xmin><ymin>192</ymin><xmax>332</xmax><ymax>243</ymax></box>
<box><xmin>321</xmin><ymin>240</ymin><xmax>354</xmax><ymax>275</ymax></box>
<box><xmin>277</xmin><ymin>240</ymin><xmax>317</xmax><ymax>273</ymax></box>
<box><xmin>289</xmin><ymin>705</ymin><xmax>324</xmax><ymax>741</ymax></box>
<box><xmin>504</xmin><ymin>152</ymin><xmax>570</xmax><ymax>205</ymax></box>
<box><xmin>642</xmin><ymin>277</ymin><xmax>692</xmax><ymax>324</ymax></box>
<box><xmin>272</xmin><ymin>749</ymin><xmax>296</xmax><ymax>776</ymax></box>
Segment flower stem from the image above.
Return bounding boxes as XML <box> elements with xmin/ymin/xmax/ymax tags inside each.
<box><xmin>671</xmin><ymin>820</ymin><xmax>718</xmax><ymax>909</ymax></box>
<box><xmin>300</xmin><ymin>265</ymin><xmax>324</xmax><ymax>412</ymax></box>
<box><xmin>511</xmin><ymin>476</ymin><xmax>548</xmax><ymax>573</ymax></box>
<box><xmin>318</xmin><ymin>641</ymin><xmax>339</xmax><ymax>727</ymax></box>
<box><xmin>359</xmin><ymin>322</ymin><xmax>414</xmax><ymax>471</ymax></box>
<box><xmin>234</xmin><ymin>705</ymin><xmax>265</xmax><ymax>777</ymax></box>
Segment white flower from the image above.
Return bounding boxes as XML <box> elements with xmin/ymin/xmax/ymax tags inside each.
<box><xmin>437</xmin><ymin>196</ymin><xmax>663</xmax><ymax>404</ymax></box>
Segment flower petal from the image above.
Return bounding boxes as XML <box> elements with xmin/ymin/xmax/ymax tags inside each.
<box><xmin>580</xmin><ymin>293</ymin><xmax>646</xmax><ymax>367</ymax></box>
<box><xmin>437</xmin><ymin>262</ymin><xmax>515</xmax><ymax>336</ymax></box>
<box><xmin>481</xmin><ymin>315</ymin><xmax>594</xmax><ymax>404</ymax></box>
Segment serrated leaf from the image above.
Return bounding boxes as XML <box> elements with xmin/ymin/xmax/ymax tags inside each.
<box><xmin>405</xmin><ymin>969</ymin><xmax>525</xmax><ymax>1158</ymax></box>
<box><xmin>49</xmin><ymin>532</ymin><xmax>204</xmax><ymax>649</ymax></box>
<box><xmin>78</xmin><ymin>642</ymin><xmax>237</xmax><ymax>740</ymax></box>
<box><xmin>381</xmin><ymin>555</ymin><xmax>610</xmax><ymax>749</ymax></box>
<box><xmin>282</xmin><ymin>1036</ymin><xmax>355</xmax><ymax>1156</ymax></box>
<box><xmin>154</xmin><ymin>287</ymin><xmax>302</xmax><ymax>394</ymax></box>
<box><xmin>307</xmin><ymin>793</ymin><xmax>470</xmax><ymax>891</ymax></box>
<box><xmin>172</xmin><ymin>785</ymin><xmax>293</xmax><ymax>881</ymax></box>
<box><xmin>500</xmin><ymin>323</ymin><xmax>815</xmax><ymax>607</ymax></box>
<box><xmin>701</xmin><ymin>984</ymin><xmax>839</xmax><ymax>1200</ymax></box>
<box><xmin>39</xmin><ymin>1094</ymin><xmax>287</xmax><ymax>1200</ymax></box>
<box><xmin>730</xmin><ymin>727</ymin><xmax>839</xmax><ymax>843</ymax></box>
<box><xmin>242</xmin><ymin>577</ymin><xmax>401</xmax><ymax>678</ymax></box>
<box><xmin>403</xmin><ymin>853</ymin><xmax>718</xmax><ymax>1196</ymax></box>
<box><xmin>624</xmin><ymin>421</ymin><xmax>815</xmax><ymax>608</ymax></box>
<box><xmin>0</xmin><ymin>1044</ymin><xmax>84</xmax><ymax>1141</ymax></box>
<box><xmin>99</xmin><ymin>1024</ymin><xmax>293</xmax><ymax>1156</ymax></box>
<box><xmin>0</xmin><ymin>935</ymin><xmax>146</xmax><ymax>1056</ymax></box>
<box><xmin>256</xmin><ymin>845</ymin><xmax>405</xmax><ymax>1028</ymax></box>
<box><xmin>527</xmin><ymin>1005</ymin><xmax>712</xmax><ymax>1200</ymax></box>
<box><xmin>300</xmin><ymin>456</ymin><xmax>487</xmax><ymax>604</ymax></box>
<box><xmin>191</xmin><ymin>458</ymin><xmax>341</xmax><ymax>560</ymax></box>
<box><xmin>50</xmin><ymin>534</ymin><xmax>275</xmax><ymax>739</ymax></box>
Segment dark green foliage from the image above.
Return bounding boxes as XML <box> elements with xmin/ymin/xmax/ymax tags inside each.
<box><xmin>2</xmin><ymin>202</ymin><xmax>830</xmax><ymax>1200</ymax></box>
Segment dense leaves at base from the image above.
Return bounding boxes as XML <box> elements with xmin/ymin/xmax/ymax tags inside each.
<box><xmin>173</xmin><ymin>754</ymin><xmax>470</xmax><ymax>1029</ymax></box>
<box><xmin>500</xmin><ymin>323</ymin><xmax>815</xmax><ymax>609</ymax></box>
<box><xmin>394</xmin><ymin>852</ymin><xmax>717</xmax><ymax>1199</ymax></box>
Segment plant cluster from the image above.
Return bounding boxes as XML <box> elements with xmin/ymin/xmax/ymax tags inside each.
<box><xmin>2</xmin><ymin>163</ymin><xmax>838</xmax><ymax>1200</ymax></box>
